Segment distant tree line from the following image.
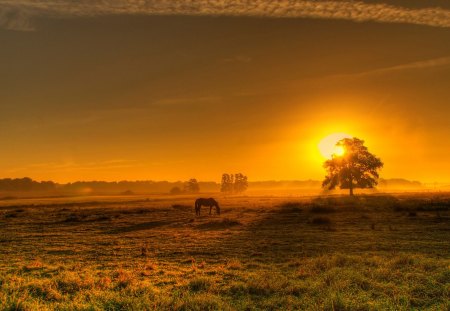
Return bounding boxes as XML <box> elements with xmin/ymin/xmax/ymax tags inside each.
<box><xmin>0</xmin><ymin>177</ymin><xmax>56</xmax><ymax>192</ymax></box>
<box><xmin>0</xmin><ymin>178</ymin><xmax>213</xmax><ymax>194</ymax></box>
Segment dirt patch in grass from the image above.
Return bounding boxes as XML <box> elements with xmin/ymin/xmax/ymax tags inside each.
<box><xmin>91</xmin><ymin>215</ymin><xmax>112</xmax><ymax>222</ymax></box>
<box><xmin>172</xmin><ymin>204</ymin><xmax>192</xmax><ymax>211</ymax></box>
<box><xmin>279</xmin><ymin>202</ymin><xmax>303</xmax><ymax>213</ymax></box>
<box><xmin>109</xmin><ymin>220</ymin><xmax>177</xmax><ymax>233</ymax></box>
<box><xmin>408</xmin><ymin>211</ymin><xmax>418</xmax><ymax>217</ymax></box>
<box><xmin>63</xmin><ymin>214</ymin><xmax>86</xmax><ymax>223</ymax></box>
<box><xmin>4</xmin><ymin>212</ymin><xmax>19</xmax><ymax>218</ymax></box>
<box><xmin>309</xmin><ymin>205</ymin><xmax>336</xmax><ymax>214</ymax></box>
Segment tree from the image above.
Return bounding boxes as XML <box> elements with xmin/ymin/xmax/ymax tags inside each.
<box><xmin>184</xmin><ymin>178</ymin><xmax>200</xmax><ymax>193</ymax></box>
<box><xmin>220</xmin><ymin>174</ymin><xmax>234</xmax><ymax>193</ymax></box>
<box><xmin>234</xmin><ymin>173</ymin><xmax>248</xmax><ymax>193</ymax></box>
<box><xmin>221</xmin><ymin>173</ymin><xmax>248</xmax><ymax>193</ymax></box>
<box><xmin>169</xmin><ymin>186</ymin><xmax>182</xmax><ymax>195</ymax></box>
<box><xmin>322</xmin><ymin>137</ymin><xmax>383</xmax><ymax>196</ymax></box>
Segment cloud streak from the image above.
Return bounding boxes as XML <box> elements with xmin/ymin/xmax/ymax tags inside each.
<box><xmin>363</xmin><ymin>56</ymin><xmax>450</xmax><ymax>74</ymax></box>
<box><xmin>1</xmin><ymin>0</ymin><xmax>450</xmax><ymax>31</ymax></box>
<box><xmin>327</xmin><ymin>56</ymin><xmax>450</xmax><ymax>80</ymax></box>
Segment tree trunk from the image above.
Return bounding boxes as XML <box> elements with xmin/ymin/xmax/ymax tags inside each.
<box><xmin>349</xmin><ymin>175</ymin><xmax>354</xmax><ymax>196</ymax></box>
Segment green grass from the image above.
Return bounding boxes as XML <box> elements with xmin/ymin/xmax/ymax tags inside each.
<box><xmin>0</xmin><ymin>193</ymin><xmax>449</xmax><ymax>310</ymax></box>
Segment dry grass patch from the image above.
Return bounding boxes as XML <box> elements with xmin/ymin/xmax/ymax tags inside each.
<box><xmin>226</xmin><ymin>259</ymin><xmax>243</xmax><ymax>270</ymax></box>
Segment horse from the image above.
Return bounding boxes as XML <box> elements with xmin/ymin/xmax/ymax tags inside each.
<box><xmin>195</xmin><ymin>198</ymin><xmax>220</xmax><ymax>216</ymax></box>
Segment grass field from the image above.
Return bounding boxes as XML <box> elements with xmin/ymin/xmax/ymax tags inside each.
<box><xmin>0</xmin><ymin>193</ymin><xmax>449</xmax><ymax>310</ymax></box>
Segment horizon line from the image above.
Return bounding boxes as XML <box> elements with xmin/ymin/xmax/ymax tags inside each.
<box><xmin>0</xmin><ymin>176</ymin><xmax>446</xmax><ymax>185</ymax></box>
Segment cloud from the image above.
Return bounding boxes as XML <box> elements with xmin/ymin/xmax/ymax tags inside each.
<box><xmin>1</xmin><ymin>0</ymin><xmax>450</xmax><ymax>31</ymax></box>
<box><xmin>287</xmin><ymin>55</ymin><xmax>450</xmax><ymax>88</ymax></box>
<box><xmin>326</xmin><ymin>56</ymin><xmax>450</xmax><ymax>80</ymax></box>
<box><xmin>0</xmin><ymin>4</ymin><xmax>34</xmax><ymax>31</ymax></box>
<box><xmin>364</xmin><ymin>56</ymin><xmax>450</xmax><ymax>74</ymax></box>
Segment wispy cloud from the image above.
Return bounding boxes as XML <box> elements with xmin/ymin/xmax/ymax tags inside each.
<box><xmin>361</xmin><ymin>56</ymin><xmax>450</xmax><ymax>75</ymax></box>
<box><xmin>0</xmin><ymin>4</ymin><xmax>34</xmax><ymax>31</ymax></box>
<box><xmin>325</xmin><ymin>56</ymin><xmax>450</xmax><ymax>80</ymax></box>
<box><xmin>1</xmin><ymin>0</ymin><xmax>450</xmax><ymax>31</ymax></box>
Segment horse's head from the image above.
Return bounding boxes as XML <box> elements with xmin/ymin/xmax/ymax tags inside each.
<box><xmin>215</xmin><ymin>202</ymin><xmax>220</xmax><ymax>215</ymax></box>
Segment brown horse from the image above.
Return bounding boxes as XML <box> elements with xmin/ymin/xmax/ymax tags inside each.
<box><xmin>195</xmin><ymin>198</ymin><xmax>220</xmax><ymax>216</ymax></box>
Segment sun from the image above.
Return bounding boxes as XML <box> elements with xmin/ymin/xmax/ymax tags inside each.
<box><xmin>318</xmin><ymin>133</ymin><xmax>352</xmax><ymax>159</ymax></box>
<box><xmin>333</xmin><ymin>145</ymin><xmax>346</xmax><ymax>157</ymax></box>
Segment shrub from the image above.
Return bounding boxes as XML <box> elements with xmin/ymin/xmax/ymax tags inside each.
<box><xmin>169</xmin><ymin>186</ymin><xmax>183</xmax><ymax>195</ymax></box>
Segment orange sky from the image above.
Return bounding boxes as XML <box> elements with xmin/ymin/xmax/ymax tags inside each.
<box><xmin>1</xmin><ymin>1</ymin><xmax>450</xmax><ymax>183</ymax></box>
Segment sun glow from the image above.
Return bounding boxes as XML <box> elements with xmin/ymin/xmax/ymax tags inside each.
<box><xmin>318</xmin><ymin>133</ymin><xmax>352</xmax><ymax>159</ymax></box>
<box><xmin>333</xmin><ymin>145</ymin><xmax>346</xmax><ymax>157</ymax></box>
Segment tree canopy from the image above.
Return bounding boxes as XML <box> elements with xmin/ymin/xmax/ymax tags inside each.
<box><xmin>322</xmin><ymin>137</ymin><xmax>383</xmax><ymax>195</ymax></box>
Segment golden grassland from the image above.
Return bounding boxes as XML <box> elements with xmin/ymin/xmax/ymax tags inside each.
<box><xmin>0</xmin><ymin>193</ymin><xmax>449</xmax><ymax>310</ymax></box>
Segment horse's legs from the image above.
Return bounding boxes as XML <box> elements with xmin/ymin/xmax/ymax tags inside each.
<box><xmin>195</xmin><ymin>204</ymin><xmax>200</xmax><ymax>216</ymax></box>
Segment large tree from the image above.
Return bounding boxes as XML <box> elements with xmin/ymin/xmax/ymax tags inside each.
<box><xmin>322</xmin><ymin>137</ymin><xmax>383</xmax><ymax>196</ymax></box>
